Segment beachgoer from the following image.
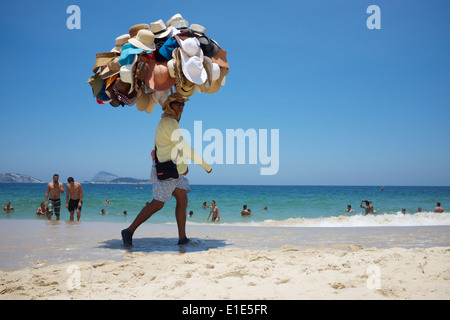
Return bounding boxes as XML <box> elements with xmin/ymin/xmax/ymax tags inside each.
<box><xmin>36</xmin><ymin>203</ymin><xmax>48</xmax><ymax>216</ymax></box>
<box><xmin>418</xmin><ymin>207</ymin><xmax>422</xmax><ymax>212</ymax></box>
<box><xmin>345</xmin><ymin>205</ymin><xmax>354</xmax><ymax>213</ymax></box>
<box><xmin>360</xmin><ymin>200</ymin><xmax>377</xmax><ymax>215</ymax></box>
<box><xmin>263</xmin><ymin>206</ymin><xmax>267</xmax><ymax>211</ymax></box>
<box><xmin>3</xmin><ymin>201</ymin><xmax>15</xmax><ymax>211</ymax></box>
<box><xmin>241</xmin><ymin>204</ymin><xmax>251</xmax><ymax>216</ymax></box>
<box><xmin>188</xmin><ymin>210</ymin><xmax>193</xmax><ymax>217</ymax></box>
<box><xmin>434</xmin><ymin>202</ymin><xmax>444</xmax><ymax>213</ymax></box>
<box><xmin>207</xmin><ymin>200</ymin><xmax>220</xmax><ymax>222</ymax></box>
<box><xmin>99</xmin><ymin>209</ymin><xmax>107</xmax><ymax>215</ymax></box>
<box><xmin>202</xmin><ymin>201</ymin><xmax>209</xmax><ymax>208</ymax></box>
<box><xmin>401</xmin><ymin>208</ymin><xmax>406</xmax><ymax>214</ymax></box>
<box><xmin>45</xmin><ymin>174</ymin><xmax>64</xmax><ymax>220</ymax></box>
<box><xmin>122</xmin><ymin>210</ymin><xmax>127</xmax><ymax>215</ymax></box>
<box><xmin>66</xmin><ymin>177</ymin><xmax>83</xmax><ymax>221</ymax></box>
<box><xmin>121</xmin><ymin>93</ymin><xmax>212</xmax><ymax>246</ymax></box>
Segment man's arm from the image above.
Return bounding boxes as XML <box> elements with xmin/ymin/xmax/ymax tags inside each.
<box><xmin>66</xmin><ymin>185</ymin><xmax>70</xmax><ymax>208</ymax></box>
<box><xmin>45</xmin><ymin>184</ymin><xmax>50</xmax><ymax>203</ymax></box>
<box><xmin>59</xmin><ymin>182</ymin><xmax>64</xmax><ymax>194</ymax></box>
<box><xmin>78</xmin><ymin>184</ymin><xmax>83</xmax><ymax>207</ymax></box>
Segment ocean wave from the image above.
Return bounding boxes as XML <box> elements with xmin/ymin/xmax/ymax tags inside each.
<box><xmin>188</xmin><ymin>211</ymin><xmax>450</xmax><ymax>228</ymax></box>
<box><xmin>258</xmin><ymin>211</ymin><xmax>450</xmax><ymax>227</ymax></box>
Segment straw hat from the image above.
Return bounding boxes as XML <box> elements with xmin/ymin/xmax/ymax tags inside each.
<box><xmin>172</xmin><ymin>48</ymin><xmax>195</xmax><ymax>97</ymax></box>
<box><xmin>129</xmin><ymin>24</ymin><xmax>150</xmax><ymax>38</ymax></box>
<box><xmin>151</xmin><ymin>19</ymin><xmax>173</xmax><ymax>39</ymax></box>
<box><xmin>128</xmin><ymin>29</ymin><xmax>156</xmax><ymax>51</ymax></box>
<box><xmin>146</xmin><ymin>61</ymin><xmax>176</xmax><ymax>91</ymax></box>
<box><xmin>100</xmin><ymin>57</ymin><xmax>121</xmax><ymax>79</ymax></box>
<box><xmin>111</xmin><ymin>34</ymin><xmax>130</xmax><ymax>53</ymax></box>
<box><xmin>198</xmin><ymin>66</ymin><xmax>228</xmax><ymax>94</ymax></box>
<box><xmin>136</xmin><ymin>89</ymin><xmax>156</xmax><ymax>113</ymax></box>
<box><xmin>93</xmin><ymin>52</ymin><xmax>117</xmax><ymax>73</ymax></box>
<box><xmin>189</xmin><ymin>24</ymin><xmax>206</xmax><ymax>35</ymax></box>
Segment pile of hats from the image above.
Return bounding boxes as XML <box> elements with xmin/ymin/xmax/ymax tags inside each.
<box><xmin>87</xmin><ymin>14</ymin><xmax>229</xmax><ymax>114</ymax></box>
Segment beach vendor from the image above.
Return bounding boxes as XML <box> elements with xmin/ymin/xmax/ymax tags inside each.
<box><xmin>121</xmin><ymin>93</ymin><xmax>212</xmax><ymax>246</ymax></box>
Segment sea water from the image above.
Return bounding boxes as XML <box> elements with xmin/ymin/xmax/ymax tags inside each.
<box><xmin>0</xmin><ymin>183</ymin><xmax>449</xmax><ymax>227</ymax></box>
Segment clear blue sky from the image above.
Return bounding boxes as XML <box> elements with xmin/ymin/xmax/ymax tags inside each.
<box><xmin>0</xmin><ymin>0</ymin><xmax>449</xmax><ymax>186</ymax></box>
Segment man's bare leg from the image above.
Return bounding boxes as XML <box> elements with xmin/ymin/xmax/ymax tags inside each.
<box><xmin>172</xmin><ymin>187</ymin><xmax>189</xmax><ymax>244</ymax></box>
<box><xmin>121</xmin><ymin>199</ymin><xmax>164</xmax><ymax>246</ymax></box>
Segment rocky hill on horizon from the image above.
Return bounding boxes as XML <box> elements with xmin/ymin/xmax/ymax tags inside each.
<box><xmin>0</xmin><ymin>173</ymin><xmax>44</xmax><ymax>183</ymax></box>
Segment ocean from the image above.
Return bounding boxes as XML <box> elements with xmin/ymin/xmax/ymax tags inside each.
<box><xmin>1</xmin><ymin>183</ymin><xmax>449</xmax><ymax>227</ymax></box>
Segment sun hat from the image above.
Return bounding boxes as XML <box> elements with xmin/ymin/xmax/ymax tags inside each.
<box><xmin>166</xmin><ymin>13</ymin><xmax>188</xmax><ymax>29</ymax></box>
<box><xmin>151</xmin><ymin>19</ymin><xmax>173</xmax><ymax>39</ymax></box>
<box><xmin>152</xmin><ymin>89</ymin><xmax>170</xmax><ymax>106</ymax></box>
<box><xmin>93</xmin><ymin>52</ymin><xmax>117</xmax><ymax>73</ymax></box>
<box><xmin>198</xmin><ymin>66</ymin><xmax>228</xmax><ymax>94</ymax></box>
<box><xmin>87</xmin><ymin>72</ymin><xmax>105</xmax><ymax>97</ymax></box>
<box><xmin>172</xmin><ymin>48</ymin><xmax>195</xmax><ymax>97</ymax></box>
<box><xmin>111</xmin><ymin>34</ymin><xmax>130</xmax><ymax>53</ymax></box>
<box><xmin>100</xmin><ymin>57</ymin><xmax>121</xmax><ymax>79</ymax></box>
<box><xmin>161</xmin><ymin>91</ymin><xmax>190</xmax><ymax>118</ymax></box>
<box><xmin>120</xmin><ymin>55</ymin><xmax>138</xmax><ymax>94</ymax></box>
<box><xmin>158</xmin><ymin>37</ymin><xmax>179</xmax><ymax>61</ymax></box>
<box><xmin>128</xmin><ymin>29</ymin><xmax>156</xmax><ymax>51</ymax></box>
<box><xmin>189</xmin><ymin>24</ymin><xmax>206</xmax><ymax>35</ymax></box>
<box><xmin>211</xmin><ymin>48</ymin><xmax>229</xmax><ymax>69</ymax></box>
<box><xmin>129</xmin><ymin>24</ymin><xmax>150</xmax><ymax>38</ymax></box>
<box><xmin>198</xmin><ymin>36</ymin><xmax>219</xmax><ymax>57</ymax></box>
<box><xmin>177</xmin><ymin>37</ymin><xmax>207</xmax><ymax>85</ymax></box>
<box><xmin>136</xmin><ymin>89</ymin><xmax>156</xmax><ymax>113</ymax></box>
<box><xmin>146</xmin><ymin>61</ymin><xmax>176</xmax><ymax>91</ymax></box>
<box><xmin>119</xmin><ymin>43</ymin><xmax>154</xmax><ymax>66</ymax></box>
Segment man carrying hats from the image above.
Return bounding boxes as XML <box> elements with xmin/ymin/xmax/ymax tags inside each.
<box><xmin>121</xmin><ymin>93</ymin><xmax>212</xmax><ymax>246</ymax></box>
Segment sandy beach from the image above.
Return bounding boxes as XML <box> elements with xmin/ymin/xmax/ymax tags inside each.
<box><xmin>0</xmin><ymin>220</ymin><xmax>449</xmax><ymax>300</ymax></box>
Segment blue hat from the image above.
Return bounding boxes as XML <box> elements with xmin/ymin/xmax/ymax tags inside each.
<box><xmin>119</xmin><ymin>43</ymin><xmax>153</xmax><ymax>66</ymax></box>
<box><xmin>159</xmin><ymin>38</ymin><xmax>179</xmax><ymax>61</ymax></box>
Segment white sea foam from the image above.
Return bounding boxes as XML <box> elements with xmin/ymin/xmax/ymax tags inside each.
<box><xmin>255</xmin><ymin>211</ymin><xmax>450</xmax><ymax>228</ymax></box>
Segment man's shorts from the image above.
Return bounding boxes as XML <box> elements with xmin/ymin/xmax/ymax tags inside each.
<box><xmin>68</xmin><ymin>199</ymin><xmax>82</xmax><ymax>212</ymax></box>
<box><xmin>150</xmin><ymin>165</ymin><xmax>190</xmax><ymax>202</ymax></box>
<box><xmin>47</xmin><ymin>199</ymin><xmax>61</xmax><ymax>217</ymax></box>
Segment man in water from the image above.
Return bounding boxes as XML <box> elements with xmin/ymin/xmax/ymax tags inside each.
<box><xmin>66</xmin><ymin>177</ymin><xmax>83</xmax><ymax>221</ymax></box>
<box><xmin>360</xmin><ymin>200</ymin><xmax>377</xmax><ymax>215</ymax></box>
<box><xmin>3</xmin><ymin>201</ymin><xmax>14</xmax><ymax>211</ymax></box>
<box><xmin>434</xmin><ymin>202</ymin><xmax>444</xmax><ymax>213</ymax></box>
<box><xmin>345</xmin><ymin>205</ymin><xmax>354</xmax><ymax>213</ymax></box>
<box><xmin>45</xmin><ymin>174</ymin><xmax>64</xmax><ymax>220</ymax></box>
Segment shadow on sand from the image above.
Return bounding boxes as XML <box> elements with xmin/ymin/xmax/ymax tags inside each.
<box><xmin>97</xmin><ymin>236</ymin><xmax>229</xmax><ymax>254</ymax></box>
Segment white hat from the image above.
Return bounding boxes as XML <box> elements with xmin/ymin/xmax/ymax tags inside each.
<box><xmin>119</xmin><ymin>55</ymin><xmax>138</xmax><ymax>94</ymax></box>
<box><xmin>178</xmin><ymin>37</ymin><xmax>207</xmax><ymax>85</ymax></box>
<box><xmin>166</xmin><ymin>13</ymin><xmax>188</xmax><ymax>29</ymax></box>
<box><xmin>128</xmin><ymin>29</ymin><xmax>156</xmax><ymax>51</ymax></box>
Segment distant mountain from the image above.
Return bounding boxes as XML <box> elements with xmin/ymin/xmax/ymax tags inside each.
<box><xmin>0</xmin><ymin>173</ymin><xmax>43</xmax><ymax>183</ymax></box>
<box><xmin>90</xmin><ymin>171</ymin><xmax>119</xmax><ymax>182</ymax></box>
<box><xmin>90</xmin><ymin>171</ymin><xmax>149</xmax><ymax>183</ymax></box>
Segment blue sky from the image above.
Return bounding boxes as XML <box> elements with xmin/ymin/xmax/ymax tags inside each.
<box><xmin>0</xmin><ymin>0</ymin><xmax>449</xmax><ymax>186</ymax></box>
